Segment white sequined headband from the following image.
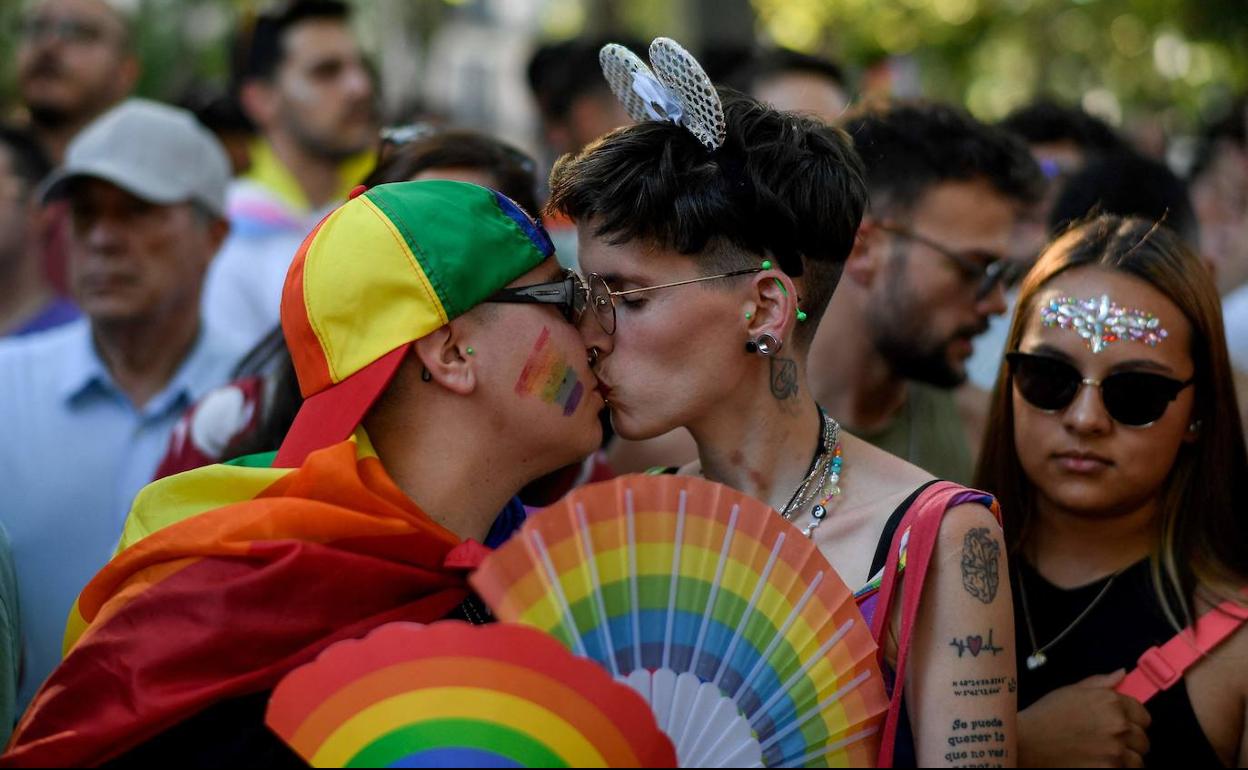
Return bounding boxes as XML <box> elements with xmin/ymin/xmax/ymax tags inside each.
<box><xmin>1040</xmin><ymin>294</ymin><xmax>1168</xmax><ymax>353</ymax></box>
<box><xmin>599</xmin><ymin>38</ymin><xmax>727</xmax><ymax>152</ymax></box>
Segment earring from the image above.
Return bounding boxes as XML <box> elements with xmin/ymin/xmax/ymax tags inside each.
<box><xmin>420</xmin><ymin>367</ymin><xmax>432</xmax><ymax>383</ymax></box>
<box><xmin>1189</xmin><ymin>419</ymin><xmax>1203</xmax><ymax>433</ymax></box>
<box><xmin>754</xmin><ymin>333</ymin><xmax>782</xmax><ymax>357</ymax></box>
<box><xmin>588</xmin><ymin>347</ymin><xmax>601</xmax><ymax>367</ymax></box>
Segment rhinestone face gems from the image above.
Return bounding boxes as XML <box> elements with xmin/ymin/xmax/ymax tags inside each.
<box><xmin>1041</xmin><ymin>294</ymin><xmax>1168</xmax><ymax>354</ymax></box>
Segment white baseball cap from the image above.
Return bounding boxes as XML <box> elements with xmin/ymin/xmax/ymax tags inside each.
<box><xmin>40</xmin><ymin>98</ymin><xmax>231</xmax><ymax>216</ymax></box>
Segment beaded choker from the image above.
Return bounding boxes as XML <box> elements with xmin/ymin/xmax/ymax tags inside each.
<box><xmin>781</xmin><ymin>407</ymin><xmax>845</xmax><ymax>538</ymax></box>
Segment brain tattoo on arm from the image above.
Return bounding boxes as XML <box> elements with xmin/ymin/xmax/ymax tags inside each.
<box><xmin>961</xmin><ymin>527</ymin><xmax>1001</xmax><ymax>604</ymax></box>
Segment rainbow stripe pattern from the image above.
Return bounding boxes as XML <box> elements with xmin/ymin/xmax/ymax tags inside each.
<box><xmin>514</xmin><ymin>327</ymin><xmax>585</xmax><ymax>416</ymax></box>
<box><xmin>471</xmin><ymin>475</ymin><xmax>889</xmax><ymax>767</ymax></box>
<box><xmin>266</xmin><ymin>621</ymin><xmax>677</xmax><ymax>768</ymax></box>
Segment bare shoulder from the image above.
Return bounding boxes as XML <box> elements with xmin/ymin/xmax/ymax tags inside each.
<box><xmin>936</xmin><ymin>503</ymin><xmax>1003</xmax><ymax>547</ymax></box>
<box><xmin>838</xmin><ymin>431</ymin><xmax>935</xmax><ymax>516</ymax></box>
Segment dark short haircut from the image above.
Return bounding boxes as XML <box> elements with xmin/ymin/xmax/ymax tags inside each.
<box><xmin>1190</xmin><ymin>98</ymin><xmax>1246</xmax><ymax>181</ymax></box>
<box><xmin>843</xmin><ymin>101</ymin><xmax>1044</xmax><ymax>215</ymax></box>
<box><xmin>527</xmin><ymin>36</ymin><xmax>646</xmax><ymax>123</ymax></box>
<box><xmin>235</xmin><ymin>0</ymin><xmax>351</xmax><ymax>84</ymax></box>
<box><xmin>733</xmin><ymin>48</ymin><xmax>848</xmax><ymax>94</ymax></box>
<box><xmin>0</xmin><ymin>123</ymin><xmax>52</xmax><ymax>194</ymax></box>
<box><xmin>547</xmin><ymin>89</ymin><xmax>868</xmax><ymax>340</ymax></box>
<box><xmin>180</xmin><ymin>88</ymin><xmax>255</xmax><ymax>135</ymax></box>
<box><xmin>363</xmin><ymin>130</ymin><xmax>541</xmax><ymax>218</ymax></box>
<box><xmin>999</xmin><ymin>99</ymin><xmax>1127</xmax><ymax>154</ymax></box>
<box><xmin>1050</xmin><ymin>150</ymin><xmax>1198</xmax><ymax>246</ymax></box>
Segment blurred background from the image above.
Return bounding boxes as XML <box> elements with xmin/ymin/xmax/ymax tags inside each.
<box><xmin>2</xmin><ymin>0</ymin><xmax>1245</xmax><ymax>166</ymax></box>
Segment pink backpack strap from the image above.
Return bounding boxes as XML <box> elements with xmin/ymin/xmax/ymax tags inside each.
<box><xmin>1116</xmin><ymin>597</ymin><xmax>1248</xmax><ymax>704</ymax></box>
<box><xmin>870</xmin><ymin>481</ymin><xmax>1002</xmax><ymax>768</ymax></box>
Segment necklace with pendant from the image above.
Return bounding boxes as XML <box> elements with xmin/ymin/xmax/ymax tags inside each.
<box><xmin>1017</xmin><ymin>564</ymin><xmax>1121</xmax><ymax>670</ymax></box>
<box><xmin>780</xmin><ymin>406</ymin><xmax>845</xmax><ymax>539</ymax></box>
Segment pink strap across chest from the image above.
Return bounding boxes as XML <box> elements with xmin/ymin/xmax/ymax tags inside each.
<box><xmin>1116</xmin><ymin>597</ymin><xmax>1248</xmax><ymax>703</ymax></box>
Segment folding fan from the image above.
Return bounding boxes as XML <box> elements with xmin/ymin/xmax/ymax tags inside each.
<box><xmin>471</xmin><ymin>474</ymin><xmax>889</xmax><ymax>768</ymax></box>
<box><xmin>266</xmin><ymin>621</ymin><xmax>677</xmax><ymax>768</ymax></box>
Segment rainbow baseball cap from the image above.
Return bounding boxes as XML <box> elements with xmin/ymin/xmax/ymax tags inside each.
<box><xmin>274</xmin><ymin>180</ymin><xmax>554</xmax><ymax>467</ymax></box>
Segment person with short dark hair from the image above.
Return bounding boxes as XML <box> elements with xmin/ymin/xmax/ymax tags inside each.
<box><xmin>1049</xmin><ymin>150</ymin><xmax>1199</xmax><ymax>249</ymax></box>
<box><xmin>554</xmin><ymin>51</ymin><xmax>1017</xmax><ymax>763</ymax></box>
<box><xmin>999</xmin><ymin>100</ymin><xmax>1128</xmax><ymax>182</ymax></box>
<box><xmin>810</xmin><ymin>101</ymin><xmax>1044</xmax><ymax>484</ymax></box>
<box><xmin>975</xmin><ymin>214</ymin><xmax>1248</xmax><ymax>766</ymax></box>
<box><xmin>737</xmin><ymin>47</ymin><xmax>850</xmax><ymax>121</ymax></box>
<box><xmin>203</xmin><ymin>0</ymin><xmax>378</xmax><ymax>352</ymax></box>
<box><xmin>0</xmin><ymin>124</ymin><xmax>79</xmax><ymax>338</ymax></box>
<box><xmin>15</xmin><ymin>0</ymin><xmax>139</xmax><ymax>165</ymax></box>
<box><xmin>0</xmin><ymin>100</ymin><xmax>245</xmax><ymax>713</ymax></box>
<box><xmin>527</xmin><ymin>36</ymin><xmax>639</xmax><ymax>160</ymax></box>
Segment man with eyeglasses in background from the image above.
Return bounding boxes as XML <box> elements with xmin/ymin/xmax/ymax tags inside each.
<box><xmin>15</xmin><ymin>0</ymin><xmax>139</xmax><ymax>166</ymax></box>
<box><xmin>14</xmin><ymin>0</ymin><xmax>140</xmax><ymax>299</ymax></box>
<box><xmin>809</xmin><ymin>102</ymin><xmax>1044</xmax><ymax>483</ymax></box>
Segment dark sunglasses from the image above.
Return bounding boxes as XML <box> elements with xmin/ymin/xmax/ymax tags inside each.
<box><xmin>1006</xmin><ymin>352</ymin><xmax>1195</xmax><ymax>427</ymax></box>
<box><xmin>484</xmin><ymin>270</ymin><xmax>589</xmax><ymax>326</ymax></box>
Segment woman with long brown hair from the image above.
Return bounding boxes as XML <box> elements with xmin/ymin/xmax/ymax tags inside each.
<box><xmin>976</xmin><ymin>214</ymin><xmax>1248</xmax><ymax>766</ymax></box>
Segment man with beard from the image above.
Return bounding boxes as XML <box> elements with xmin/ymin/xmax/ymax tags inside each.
<box><xmin>810</xmin><ymin>102</ymin><xmax>1043</xmax><ymax>483</ymax></box>
<box><xmin>202</xmin><ymin>0</ymin><xmax>378</xmax><ymax>351</ymax></box>
<box><xmin>15</xmin><ymin>0</ymin><xmax>139</xmax><ymax>165</ymax></box>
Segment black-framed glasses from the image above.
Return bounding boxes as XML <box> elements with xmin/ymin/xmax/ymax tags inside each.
<box><xmin>484</xmin><ymin>270</ymin><xmax>590</xmax><ymax>326</ymax></box>
<box><xmin>877</xmin><ymin>222</ymin><xmax>1024</xmax><ymax>300</ymax></box>
<box><xmin>586</xmin><ymin>268</ymin><xmax>764</xmax><ymax>335</ymax></box>
<box><xmin>1006</xmin><ymin>351</ymin><xmax>1195</xmax><ymax>427</ymax></box>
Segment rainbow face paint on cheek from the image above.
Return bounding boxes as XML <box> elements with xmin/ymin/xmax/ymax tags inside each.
<box><xmin>514</xmin><ymin>327</ymin><xmax>585</xmax><ymax>416</ymax></box>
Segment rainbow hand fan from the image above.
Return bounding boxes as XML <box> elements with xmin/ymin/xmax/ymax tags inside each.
<box><xmin>471</xmin><ymin>474</ymin><xmax>889</xmax><ymax>768</ymax></box>
<box><xmin>265</xmin><ymin>621</ymin><xmax>677</xmax><ymax>768</ymax></box>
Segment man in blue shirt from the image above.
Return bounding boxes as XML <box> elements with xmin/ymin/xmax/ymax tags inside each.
<box><xmin>0</xmin><ymin>99</ymin><xmax>245</xmax><ymax>710</ymax></box>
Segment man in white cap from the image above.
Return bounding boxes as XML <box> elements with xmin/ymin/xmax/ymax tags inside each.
<box><xmin>0</xmin><ymin>98</ymin><xmax>246</xmax><ymax>710</ymax></box>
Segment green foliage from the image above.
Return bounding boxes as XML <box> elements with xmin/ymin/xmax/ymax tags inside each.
<box><xmin>751</xmin><ymin>0</ymin><xmax>1248</xmax><ymax>127</ymax></box>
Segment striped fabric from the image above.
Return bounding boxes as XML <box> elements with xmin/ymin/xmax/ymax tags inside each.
<box><xmin>3</xmin><ymin>433</ymin><xmax>481</xmax><ymax>767</ymax></box>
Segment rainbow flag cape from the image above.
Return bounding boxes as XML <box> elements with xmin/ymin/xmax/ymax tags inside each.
<box><xmin>3</xmin><ymin>433</ymin><xmax>480</xmax><ymax>768</ymax></box>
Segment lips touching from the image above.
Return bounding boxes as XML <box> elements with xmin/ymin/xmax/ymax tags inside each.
<box><xmin>514</xmin><ymin>327</ymin><xmax>585</xmax><ymax>417</ymax></box>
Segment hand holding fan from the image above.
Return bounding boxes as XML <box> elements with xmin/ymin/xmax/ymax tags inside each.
<box><xmin>471</xmin><ymin>474</ymin><xmax>889</xmax><ymax>768</ymax></box>
<box><xmin>266</xmin><ymin>621</ymin><xmax>677</xmax><ymax>767</ymax></box>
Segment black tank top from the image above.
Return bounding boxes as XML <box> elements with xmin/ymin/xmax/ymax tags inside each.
<box><xmin>1013</xmin><ymin>559</ymin><xmax>1225</xmax><ymax>767</ymax></box>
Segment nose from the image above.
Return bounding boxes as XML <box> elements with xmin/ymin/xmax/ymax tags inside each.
<box><xmin>976</xmin><ymin>278</ymin><xmax>1009</xmax><ymax>317</ymax></box>
<box><xmin>78</xmin><ymin>213</ymin><xmax>126</xmax><ymax>256</ymax></box>
<box><xmin>1062</xmin><ymin>381</ymin><xmax>1113</xmax><ymax>437</ymax></box>
<box><xmin>343</xmin><ymin>62</ymin><xmax>373</xmax><ymax>100</ymax></box>
<box><xmin>577</xmin><ymin>306</ymin><xmax>613</xmax><ymax>360</ymax></box>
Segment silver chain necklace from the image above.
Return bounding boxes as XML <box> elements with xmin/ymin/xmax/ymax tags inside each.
<box><xmin>1017</xmin><ymin>565</ymin><xmax>1121</xmax><ymax>670</ymax></box>
<box><xmin>780</xmin><ymin>407</ymin><xmax>843</xmax><ymax>538</ymax></box>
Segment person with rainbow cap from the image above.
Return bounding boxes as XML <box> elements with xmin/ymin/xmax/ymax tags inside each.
<box><xmin>2</xmin><ymin>180</ymin><xmax>606</xmax><ymax>766</ymax></box>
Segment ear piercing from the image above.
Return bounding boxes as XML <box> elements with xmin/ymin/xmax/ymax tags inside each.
<box><xmin>760</xmin><ymin>260</ymin><xmax>808</xmax><ymax>322</ymax></box>
<box><xmin>466</xmin><ymin>347</ymin><xmax>476</xmax><ymax>356</ymax></box>
<box><xmin>745</xmin><ymin>332</ymin><xmax>782</xmax><ymax>357</ymax></box>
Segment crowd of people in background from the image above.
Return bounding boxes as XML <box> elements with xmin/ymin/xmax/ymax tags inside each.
<box><xmin>0</xmin><ymin>0</ymin><xmax>1246</xmax><ymax>766</ymax></box>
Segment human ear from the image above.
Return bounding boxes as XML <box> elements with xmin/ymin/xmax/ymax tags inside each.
<box><xmin>842</xmin><ymin>219</ymin><xmax>884</xmax><ymax>288</ymax></box>
<box><xmin>745</xmin><ymin>265</ymin><xmax>799</xmax><ymax>347</ymax></box>
<box><xmin>411</xmin><ymin>324</ymin><xmax>477</xmax><ymax>396</ymax></box>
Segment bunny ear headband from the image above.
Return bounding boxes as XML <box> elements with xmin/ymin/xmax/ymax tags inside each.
<box><xmin>599</xmin><ymin>37</ymin><xmax>727</xmax><ymax>151</ymax></box>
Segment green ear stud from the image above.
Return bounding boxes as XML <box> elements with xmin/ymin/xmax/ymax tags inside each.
<box><xmin>797</xmin><ymin>310</ymin><xmax>808</xmax><ymax>323</ymax></box>
<box><xmin>761</xmin><ymin>260</ymin><xmax>773</xmax><ymax>270</ymax></box>
<box><xmin>466</xmin><ymin>347</ymin><xmax>476</xmax><ymax>356</ymax></box>
<box><xmin>745</xmin><ymin>311</ymin><xmax>753</xmax><ymax>320</ymax></box>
